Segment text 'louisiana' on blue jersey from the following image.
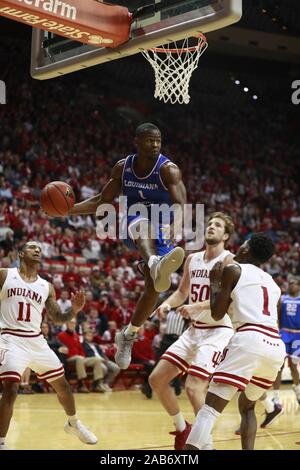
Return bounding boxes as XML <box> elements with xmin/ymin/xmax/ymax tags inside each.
<box><xmin>281</xmin><ymin>294</ymin><xmax>300</xmax><ymax>330</ymax></box>
<box><xmin>122</xmin><ymin>154</ymin><xmax>173</xmax><ymax>209</ymax></box>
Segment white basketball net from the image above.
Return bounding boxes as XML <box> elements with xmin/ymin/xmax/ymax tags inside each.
<box><xmin>142</xmin><ymin>34</ymin><xmax>208</xmax><ymax>105</ymax></box>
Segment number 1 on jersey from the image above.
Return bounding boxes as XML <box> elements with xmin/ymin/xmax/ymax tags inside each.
<box><xmin>17</xmin><ymin>302</ymin><xmax>31</xmax><ymax>322</ymax></box>
<box><xmin>261</xmin><ymin>286</ymin><xmax>270</xmax><ymax>316</ymax></box>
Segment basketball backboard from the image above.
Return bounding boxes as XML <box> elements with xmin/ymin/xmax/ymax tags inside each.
<box><xmin>31</xmin><ymin>0</ymin><xmax>242</xmax><ymax>80</ymax></box>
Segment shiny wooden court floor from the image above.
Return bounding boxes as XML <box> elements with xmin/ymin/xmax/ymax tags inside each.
<box><xmin>6</xmin><ymin>386</ymin><xmax>300</xmax><ymax>450</ymax></box>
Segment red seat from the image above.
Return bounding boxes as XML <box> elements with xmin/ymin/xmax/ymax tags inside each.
<box><xmin>113</xmin><ymin>363</ymin><xmax>146</xmax><ymax>390</ymax></box>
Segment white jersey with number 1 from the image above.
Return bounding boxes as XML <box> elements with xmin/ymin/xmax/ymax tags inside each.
<box><xmin>0</xmin><ymin>267</ymin><xmax>49</xmax><ymax>336</ymax></box>
<box><xmin>229</xmin><ymin>263</ymin><xmax>281</xmax><ymax>330</ymax></box>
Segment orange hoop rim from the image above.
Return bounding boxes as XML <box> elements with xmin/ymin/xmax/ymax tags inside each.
<box><xmin>149</xmin><ymin>32</ymin><xmax>207</xmax><ymax>54</ymax></box>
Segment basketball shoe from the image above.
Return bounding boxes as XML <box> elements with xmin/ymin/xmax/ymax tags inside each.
<box><xmin>115</xmin><ymin>328</ymin><xmax>138</xmax><ymax>369</ymax></box>
<box><xmin>64</xmin><ymin>420</ymin><xmax>98</xmax><ymax>444</ymax></box>
<box><xmin>169</xmin><ymin>421</ymin><xmax>192</xmax><ymax>450</ymax></box>
<box><xmin>150</xmin><ymin>247</ymin><xmax>185</xmax><ymax>293</ymax></box>
<box><xmin>260</xmin><ymin>402</ymin><xmax>283</xmax><ymax>428</ymax></box>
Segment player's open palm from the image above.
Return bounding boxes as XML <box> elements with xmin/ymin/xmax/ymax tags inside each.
<box><xmin>177</xmin><ymin>305</ymin><xmax>193</xmax><ymax>319</ymax></box>
<box><xmin>152</xmin><ymin>304</ymin><xmax>171</xmax><ymax>320</ymax></box>
<box><xmin>70</xmin><ymin>291</ymin><xmax>86</xmax><ymax>314</ymax></box>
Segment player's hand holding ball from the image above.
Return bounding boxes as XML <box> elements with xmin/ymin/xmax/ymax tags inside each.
<box><xmin>40</xmin><ymin>181</ymin><xmax>75</xmax><ymax>217</ymax></box>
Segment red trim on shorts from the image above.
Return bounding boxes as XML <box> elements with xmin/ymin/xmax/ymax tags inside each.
<box><xmin>212</xmin><ymin>371</ymin><xmax>248</xmax><ymax>390</ymax></box>
<box><xmin>160</xmin><ymin>353</ymin><xmax>189</xmax><ymax>373</ymax></box>
<box><xmin>161</xmin><ymin>356</ymin><xmax>186</xmax><ymax>373</ymax></box>
<box><xmin>237</xmin><ymin>323</ymin><xmax>279</xmax><ymax>333</ymax></box>
<box><xmin>192</xmin><ymin>322</ymin><xmax>232</xmax><ymax>330</ymax></box>
<box><xmin>36</xmin><ymin>366</ymin><xmax>64</xmax><ymax>378</ymax></box>
<box><xmin>188</xmin><ymin>370</ymin><xmax>211</xmax><ymax>381</ymax></box>
<box><xmin>213</xmin><ymin>371</ymin><xmax>249</xmax><ymax>384</ymax></box>
<box><xmin>1</xmin><ymin>329</ymin><xmax>41</xmax><ymax>338</ymax></box>
<box><xmin>0</xmin><ymin>371</ymin><xmax>21</xmax><ymax>382</ymax></box>
<box><xmin>0</xmin><ymin>370</ymin><xmax>21</xmax><ymax>378</ymax></box>
<box><xmin>188</xmin><ymin>365</ymin><xmax>210</xmax><ymax>377</ymax></box>
<box><xmin>161</xmin><ymin>351</ymin><xmax>189</xmax><ymax>369</ymax></box>
<box><xmin>44</xmin><ymin>371</ymin><xmax>65</xmax><ymax>382</ymax></box>
<box><xmin>1</xmin><ymin>328</ymin><xmax>36</xmax><ymax>333</ymax></box>
<box><xmin>212</xmin><ymin>377</ymin><xmax>246</xmax><ymax>391</ymax></box>
<box><xmin>236</xmin><ymin>323</ymin><xmax>280</xmax><ymax>339</ymax></box>
<box><xmin>250</xmin><ymin>379</ymin><xmax>272</xmax><ymax>390</ymax></box>
<box><xmin>252</xmin><ymin>375</ymin><xmax>273</xmax><ymax>384</ymax></box>
<box><xmin>236</xmin><ymin>328</ymin><xmax>280</xmax><ymax>339</ymax></box>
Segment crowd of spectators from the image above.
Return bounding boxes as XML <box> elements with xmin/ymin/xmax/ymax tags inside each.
<box><xmin>0</xmin><ymin>40</ymin><xmax>299</xmax><ymax>390</ymax></box>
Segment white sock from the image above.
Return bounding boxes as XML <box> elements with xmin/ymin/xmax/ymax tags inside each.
<box><xmin>186</xmin><ymin>404</ymin><xmax>220</xmax><ymax>449</ymax></box>
<box><xmin>273</xmin><ymin>390</ymin><xmax>281</xmax><ymax>403</ymax></box>
<box><xmin>68</xmin><ymin>415</ymin><xmax>78</xmax><ymax>426</ymax></box>
<box><xmin>261</xmin><ymin>395</ymin><xmax>275</xmax><ymax>413</ymax></box>
<box><xmin>172</xmin><ymin>412</ymin><xmax>186</xmax><ymax>432</ymax></box>
<box><xmin>201</xmin><ymin>434</ymin><xmax>213</xmax><ymax>450</ymax></box>
<box><xmin>0</xmin><ymin>438</ymin><xmax>5</xmax><ymax>446</ymax></box>
<box><xmin>124</xmin><ymin>323</ymin><xmax>139</xmax><ymax>337</ymax></box>
<box><xmin>148</xmin><ymin>255</ymin><xmax>159</xmax><ymax>269</ymax></box>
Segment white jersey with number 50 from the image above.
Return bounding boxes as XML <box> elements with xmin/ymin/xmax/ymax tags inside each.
<box><xmin>230</xmin><ymin>264</ymin><xmax>281</xmax><ymax>330</ymax></box>
<box><xmin>189</xmin><ymin>250</ymin><xmax>232</xmax><ymax>327</ymax></box>
<box><xmin>0</xmin><ymin>268</ymin><xmax>49</xmax><ymax>336</ymax></box>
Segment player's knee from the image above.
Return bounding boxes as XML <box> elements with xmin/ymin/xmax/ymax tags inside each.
<box><xmin>185</xmin><ymin>377</ymin><xmax>207</xmax><ymax>403</ymax></box>
<box><xmin>238</xmin><ymin>392</ymin><xmax>256</xmax><ymax>414</ymax></box>
<box><xmin>149</xmin><ymin>369</ymin><xmax>163</xmax><ymax>390</ymax></box>
<box><xmin>53</xmin><ymin>377</ymin><xmax>71</xmax><ymax>395</ymax></box>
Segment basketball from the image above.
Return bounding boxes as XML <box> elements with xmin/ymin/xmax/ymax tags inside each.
<box><xmin>40</xmin><ymin>181</ymin><xmax>75</xmax><ymax>217</ymax></box>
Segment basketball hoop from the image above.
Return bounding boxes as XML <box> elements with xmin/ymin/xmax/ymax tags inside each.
<box><xmin>142</xmin><ymin>33</ymin><xmax>208</xmax><ymax>105</ymax></box>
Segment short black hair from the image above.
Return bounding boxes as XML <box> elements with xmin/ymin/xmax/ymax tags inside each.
<box><xmin>18</xmin><ymin>241</ymin><xmax>41</xmax><ymax>255</ymax></box>
<box><xmin>18</xmin><ymin>242</ymin><xmax>28</xmax><ymax>254</ymax></box>
<box><xmin>248</xmin><ymin>233</ymin><xmax>275</xmax><ymax>263</ymax></box>
<box><xmin>135</xmin><ymin>123</ymin><xmax>160</xmax><ymax>138</ymax></box>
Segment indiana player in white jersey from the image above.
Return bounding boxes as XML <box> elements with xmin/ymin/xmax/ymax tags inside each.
<box><xmin>185</xmin><ymin>233</ymin><xmax>286</xmax><ymax>450</ymax></box>
<box><xmin>0</xmin><ymin>241</ymin><xmax>97</xmax><ymax>449</ymax></box>
<box><xmin>149</xmin><ymin>212</ymin><xmax>235</xmax><ymax>450</ymax></box>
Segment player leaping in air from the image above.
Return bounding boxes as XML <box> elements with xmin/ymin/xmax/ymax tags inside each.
<box><xmin>67</xmin><ymin>123</ymin><xmax>186</xmax><ymax>369</ymax></box>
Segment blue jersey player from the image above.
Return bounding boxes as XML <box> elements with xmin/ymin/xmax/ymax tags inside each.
<box><xmin>69</xmin><ymin>123</ymin><xmax>186</xmax><ymax>369</ymax></box>
<box><xmin>274</xmin><ymin>278</ymin><xmax>300</xmax><ymax>404</ymax></box>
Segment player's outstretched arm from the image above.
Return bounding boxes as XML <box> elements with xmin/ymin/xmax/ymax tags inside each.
<box><xmin>210</xmin><ymin>263</ymin><xmax>241</xmax><ymax>320</ymax></box>
<box><xmin>68</xmin><ymin>160</ymin><xmax>125</xmax><ymax>216</ymax></box>
<box><xmin>45</xmin><ymin>284</ymin><xmax>85</xmax><ymax>324</ymax></box>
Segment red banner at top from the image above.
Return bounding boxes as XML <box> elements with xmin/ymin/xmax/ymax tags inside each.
<box><xmin>0</xmin><ymin>0</ymin><xmax>131</xmax><ymax>47</ymax></box>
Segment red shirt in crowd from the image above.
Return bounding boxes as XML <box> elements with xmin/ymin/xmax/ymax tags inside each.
<box><xmin>57</xmin><ymin>330</ymin><xmax>85</xmax><ymax>358</ymax></box>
